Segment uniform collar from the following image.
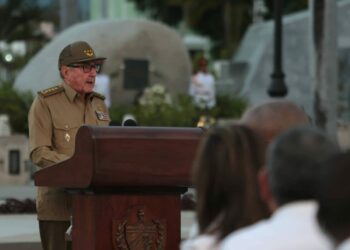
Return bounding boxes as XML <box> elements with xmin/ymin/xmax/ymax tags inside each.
<box><xmin>62</xmin><ymin>82</ymin><xmax>78</xmax><ymax>102</ymax></box>
<box><xmin>62</xmin><ymin>82</ymin><xmax>94</xmax><ymax>102</ymax></box>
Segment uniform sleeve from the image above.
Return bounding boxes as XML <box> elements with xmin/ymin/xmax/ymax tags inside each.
<box><xmin>28</xmin><ymin>96</ymin><xmax>69</xmax><ymax>168</ymax></box>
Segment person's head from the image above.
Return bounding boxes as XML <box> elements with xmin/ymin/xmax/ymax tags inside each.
<box><xmin>58</xmin><ymin>41</ymin><xmax>106</xmax><ymax>94</ymax></box>
<box><xmin>317</xmin><ymin>152</ymin><xmax>350</xmax><ymax>245</ymax></box>
<box><xmin>264</xmin><ymin>126</ymin><xmax>339</xmax><ymax>208</ymax></box>
<box><xmin>241</xmin><ymin>100</ymin><xmax>310</xmax><ymax>149</ymax></box>
<box><xmin>197</xmin><ymin>57</ymin><xmax>208</xmax><ymax>73</ymax></box>
<box><xmin>193</xmin><ymin>124</ymin><xmax>269</xmax><ymax>240</ymax></box>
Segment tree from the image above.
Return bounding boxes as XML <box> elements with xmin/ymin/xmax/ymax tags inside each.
<box><xmin>128</xmin><ymin>0</ymin><xmax>308</xmax><ymax>59</ymax></box>
<box><xmin>264</xmin><ymin>0</ymin><xmax>308</xmax><ymax>18</ymax></box>
<box><xmin>0</xmin><ymin>80</ymin><xmax>33</xmax><ymax>134</ymax></box>
<box><xmin>0</xmin><ymin>0</ymin><xmax>46</xmax><ymax>42</ymax></box>
<box><xmin>0</xmin><ymin>0</ymin><xmax>58</xmax><ymax>82</ymax></box>
<box><xmin>0</xmin><ymin>0</ymin><xmax>56</xmax><ymax>134</ymax></box>
<box><xmin>129</xmin><ymin>0</ymin><xmax>252</xmax><ymax>58</ymax></box>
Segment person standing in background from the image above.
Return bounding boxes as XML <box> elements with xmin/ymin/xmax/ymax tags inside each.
<box><xmin>189</xmin><ymin>57</ymin><xmax>216</xmax><ymax>109</ymax></box>
<box><xmin>94</xmin><ymin>65</ymin><xmax>111</xmax><ymax>108</ymax></box>
<box><xmin>28</xmin><ymin>41</ymin><xmax>110</xmax><ymax>250</ymax></box>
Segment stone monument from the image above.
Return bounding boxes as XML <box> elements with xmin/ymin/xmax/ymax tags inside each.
<box><xmin>227</xmin><ymin>0</ymin><xmax>350</xmax><ymax>118</ymax></box>
<box><xmin>15</xmin><ymin>19</ymin><xmax>192</xmax><ymax>106</ymax></box>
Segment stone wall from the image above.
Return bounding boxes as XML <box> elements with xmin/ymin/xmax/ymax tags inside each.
<box><xmin>0</xmin><ymin>135</ymin><xmax>31</xmax><ymax>185</ymax></box>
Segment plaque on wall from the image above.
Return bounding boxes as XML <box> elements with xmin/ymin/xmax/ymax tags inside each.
<box><xmin>123</xmin><ymin>59</ymin><xmax>149</xmax><ymax>90</ymax></box>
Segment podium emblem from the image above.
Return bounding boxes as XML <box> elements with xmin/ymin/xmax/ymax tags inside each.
<box><xmin>113</xmin><ymin>208</ymin><xmax>166</xmax><ymax>250</ymax></box>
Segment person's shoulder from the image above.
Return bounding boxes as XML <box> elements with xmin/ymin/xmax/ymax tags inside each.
<box><xmin>221</xmin><ymin>220</ymin><xmax>270</xmax><ymax>250</ymax></box>
<box><xmin>37</xmin><ymin>85</ymin><xmax>64</xmax><ymax>98</ymax></box>
<box><xmin>181</xmin><ymin>234</ymin><xmax>219</xmax><ymax>250</ymax></box>
<box><xmin>337</xmin><ymin>237</ymin><xmax>350</xmax><ymax>250</ymax></box>
<box><xmin>92</xmin><ymin>91</ymin><xmax>106</xmax><ymax>100</ymax></box>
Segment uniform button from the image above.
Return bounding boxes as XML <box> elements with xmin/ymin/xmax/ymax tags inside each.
<box><xmin>65</xmin><ymin>125</ymin><xmax>69</xmax><ymax>129</ymax></box>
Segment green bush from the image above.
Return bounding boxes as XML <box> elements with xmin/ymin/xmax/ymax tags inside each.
<box><xmin>133</xmin><ymin>94</ymin><xmax>198</xmax><ymax>127</ymax></box>
<box><xmin>210</xmin><ymin>94</ymin><xmax>247</xmax><ymax>119</ymax></box>
<box><xmin>109</xmin><ymin>85</ymin><xmax>247</xmax><ymax>127</ymax></box>
<box><xmin>0</xmin><ymin>80</ymin><xmax>33</xmax><ymax>134</ymax></box>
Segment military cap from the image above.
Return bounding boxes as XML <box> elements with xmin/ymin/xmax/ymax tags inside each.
<box><xmin>58</xmin><ymin>41</ymin><xmax>106</xmax><ymax>69</ymax></box>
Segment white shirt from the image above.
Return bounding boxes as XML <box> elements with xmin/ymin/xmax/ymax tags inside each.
<box><xmin>221</xmin><ymin>201</ymin><xmax>332</xmax><ymax>250</ymax></box>
<box><xmin>189</xmin><ymin>72</ymin><xmax>216</xmax><ymax>108</ymax></box>
<box><xmin>181</xmin><ymin>234</ymin><xmax>219</xmax><ymax>250</ymax></box>
<box><xmin>94</xmin><ymin>74</ymin><xmax>111</xmax><ymax>108</ymax></box>
<box><xmin>338</xmin><ymin>238</ymin><xmax>350</xmax><ymax>250</ymax></box>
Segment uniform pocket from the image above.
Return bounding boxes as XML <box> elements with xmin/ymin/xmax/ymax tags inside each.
<box><xmin>52</xmin><ymin>119</ymin><xmax>81</xmax><ymax>154</ymax></box>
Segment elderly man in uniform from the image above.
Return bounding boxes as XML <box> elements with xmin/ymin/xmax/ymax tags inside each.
<box><xmin>28</xmin><ymin>41</ymin><xmax>110</xmax><ymax>250</ymax></box>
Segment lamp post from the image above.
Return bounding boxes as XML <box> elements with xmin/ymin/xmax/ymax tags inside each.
<box><xmin>2</xmin><ymin>51</ymin><xmax>14</xmax><ymax>81</ymax></box>
<box><xmin>268</xmin><ymin>0</ymin><xmax>288</xmax><ymax>97</ymax></box>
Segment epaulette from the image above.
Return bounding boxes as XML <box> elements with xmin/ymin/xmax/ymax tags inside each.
<box><xmin>92</xmin><ymin>91</ymin><xmax>105</xmax><ymax>100</ymax></box>
<box><xmin>38</xmin><ymin>85</ymin><xmax>64</xmax><ymax>97</ymax></box>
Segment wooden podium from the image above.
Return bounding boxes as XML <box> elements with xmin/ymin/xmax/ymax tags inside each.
<box><xmin>34</xmin><ymin>125</ymin><xmax>203</xmax><ymax>250</ymax></box>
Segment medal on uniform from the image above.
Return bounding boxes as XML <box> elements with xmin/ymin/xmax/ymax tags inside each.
<box><xmin>65</xmin><ymin>133</ymin><xmax>71</xmax><ymax>142</ymax></box>
<box><xmin>95</xmin><ymin>110</ymin><xmax>110</xmax><ymax>121</ymax></box>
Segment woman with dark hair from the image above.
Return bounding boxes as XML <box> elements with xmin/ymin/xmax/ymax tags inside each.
<box><xmin>181</xmin><ymin>124</ymin><xmax>270</xmax><ymax>250</ymax></box>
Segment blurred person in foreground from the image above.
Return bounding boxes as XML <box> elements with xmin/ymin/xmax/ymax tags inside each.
<box><xmin>28</xmin><ymin>41</ymin><xmax>110</xmax><ymax>250</ymax></box>
<box><xmin>240</xmin><ymin>100</ymin><xmax>310</xmax><ymax>152</ymax></box>
<box><xmin>181</xmin><ymin>124</ymin><xmax>270</xmax><ymax>250</ymax></box>
<box><xmin>221</xmin><ymin>126</ymin><xmax>339</xmax><ymax>250</ymax></box>
<box><xmin>317</xmin><ymin>152</ymin><xmax>350</xmax><ymax>250</ymax></box>
<box><xmin>184</xmin><ymin>100</ymin><xmax>310</xmax><ymax>239</ymax></box>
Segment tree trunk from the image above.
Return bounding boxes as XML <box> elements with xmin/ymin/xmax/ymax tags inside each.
<box><xmin>309</xmin><ymin>0</ymin><xmax>338</xmax><ymax>138</ymax></box>
<box><xmin>223</xmin><ymin>0</ymin><xmax>233</xmax><ymax>52</ymax></box>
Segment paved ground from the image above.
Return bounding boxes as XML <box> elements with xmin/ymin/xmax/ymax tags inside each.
<box><xmin>0</xmin><ymin>184</ymin><xmax>36</xmax><ymax>200</ymax></box>
<box><xmin>0</xmin><ymin>214</ymin><xmax>41</xmax><ymax>250</ymax></box>
<box><xmin>0</xmin><ymin>215</ymin><xmax>39</xmax><ymax>242</ymax></box>
<box><xmin>0</xmin><ymin>185</ymin><xmax>39</xmax><ymax>249</ymax></box>
<box><xmin>0</xmin><ymin>185</ymin><xmax>195</xmax><ymax>250</ymax></box>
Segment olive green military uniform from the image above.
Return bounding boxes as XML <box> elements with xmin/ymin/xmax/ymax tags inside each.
<box><xmin>29</xmin><ymin>82</ymin><xmax>110</xmax><ymax>221</ymax></box>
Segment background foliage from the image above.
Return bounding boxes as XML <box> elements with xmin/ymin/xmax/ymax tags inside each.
<box><xmin>128</xmin><ymin>0</ymin><xmax>309</xmax><ymax>58</ymax></box>
<box><xmin>0</xmin><ymin>0</ymin><xmax>55</xmax><ymax>135</ymax></box>
<box><xmin>0</xmin><ymin>0</ymin><xmax>58</xmax><ymax>81</ymax></box>
<box><xmin>0</xmin><ymin>80</ymin><xmax>33</xmax><ymax>134</ymax></box>
<box><xmin>109</xmin><ymin>93</ymin><xmax>247</xmax><ymax>127</ymax></box>
<box><xmin>1</xmin><ymin>0</ymin><xmax>311</xmax><ymax>133</ymax></box>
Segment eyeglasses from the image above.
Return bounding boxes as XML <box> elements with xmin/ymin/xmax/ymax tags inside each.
<box><xmin>68</xmin><ymin>63</ymin><xmax>101</xmax><ymax>73</ymax></box>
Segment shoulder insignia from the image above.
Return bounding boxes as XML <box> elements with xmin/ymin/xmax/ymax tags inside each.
<box><xmin>38</xmin><ymin>85</ymin><xmax>64</xmax><ymax>97</ymax></box>
<box><xmin>92</xmin><ymin>91</ymin><xmax>105</xmax><ymax>100</ymax></box>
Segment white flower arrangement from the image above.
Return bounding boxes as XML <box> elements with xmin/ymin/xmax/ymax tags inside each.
<box><xmin>138</xmin><ymin>84</ymin><xmax>173</xmax><ymax>107</ymax></box>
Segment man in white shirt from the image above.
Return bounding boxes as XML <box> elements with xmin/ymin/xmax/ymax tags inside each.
<box><xmin>221</xmin><ymin>126</ymin><xmax>339</xmax><ymax>250</ymax></box>
<box><xmin>94</xmin><ymin>73</ymin><xmax>111</xmax><ymax>108</ymax></box>
<box><xmin>189</xmin><ymin>57</ymin><xmax>216</xmax><ymax>109</ymax></box>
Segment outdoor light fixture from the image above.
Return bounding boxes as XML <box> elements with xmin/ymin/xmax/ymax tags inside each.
<box><xmin>4</xmin><ymin>53</ymin><xmax>14</xmax><ymax>63</ymax></box>
<box><xmin>268</xmin><ymin>0</ymin><xmax>288</xmax><ymax>97</ymax></box>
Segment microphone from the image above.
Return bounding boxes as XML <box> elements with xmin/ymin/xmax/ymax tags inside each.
<box><xmin>122</xmin><ymin>114</ymin><xmax>137</xmax><ymax>126</ymax></box>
